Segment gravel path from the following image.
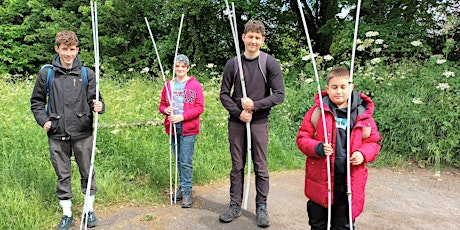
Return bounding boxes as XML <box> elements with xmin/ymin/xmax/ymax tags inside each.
<box><xmin>71</xmin><ymin>167</ymin><xmax>460</xmax><ymax>230</ymax></box>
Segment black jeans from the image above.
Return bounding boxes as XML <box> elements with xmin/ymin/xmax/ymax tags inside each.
<box><xmin>307</xmin><ymin>174</ymin><xmax>353</xmax><ymax>230</ymax></box>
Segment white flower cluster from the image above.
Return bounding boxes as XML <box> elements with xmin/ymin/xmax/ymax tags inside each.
<box><xmin>412</xmin><ymin>98</ymin><xmax>423</xmax><ymax>104</ymax></box>
<box><xmin>370</xmin><ymin>58</ymin><xmax>381</xmax><ymax>65</ymax></box>
<box><xmin>410</xmin><ymin>40</ymin><xmax>422</xmax><ymax>47</ymax></box>
<box><xmin>140</xmin><ymin>67</ymin><xmax>149</xmax><ymax>74</ymax></box>
<box><xmin>365</xmin><ymin>31</ymin><xmax>379</xmax><ymax>37</ymax></box>
<box><xmin>436</xmin><ymin>83</ymin><xmax>450</xmax><ymax>90</ymax></box>
<box><xmin>357</xmin><ymin>31</ymin><xmax>384</xmax><ymax>55</ymax></box>
<box><xmin>375</xmin><ymin>39</ymin><xmax>384</xmax><ymax>45</ymax></box>
<box><xmin>442</xmin><ymin>71</ymin><xmax>455</xmax><ymax>78</ymax></box>
<box><xmin>302</xmin><ymin>52</ymin><xmax>319</xmax><ymax>61</ymax></box>
<box><xmin>436</xmin><ymin>59</ymin><xmax>447</xmax><ymax>64</ymax></box>
<box><xmin>305</xmin><ymin>78</ymin><xmax>314</xmax><ymax>83</ymax></box>
<box><xmin>323</xmin><ymin>55</ymin><xmax>334</xmax><ymax>61</ymax></box>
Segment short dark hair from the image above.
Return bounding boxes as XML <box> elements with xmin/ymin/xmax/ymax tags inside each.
<box><xmin>243</xmin><ymin>20</ymin><xmax>265</xmax><ymax>35</ymax></box>
<box><xmin>327</xmin><ymin>67</ymin><xmax>350</xmax><ymax>84</ymax></box>
<box><xmin>55</xmin><ymin>30</ymin><xmax>79</xmax><ymax>47</ymax></box>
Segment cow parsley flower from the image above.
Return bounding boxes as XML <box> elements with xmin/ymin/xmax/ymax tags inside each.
<box><xmin>412</xmin><ymin>98</ymin><xmax>423</xmax><ymax>104</ymax></box>
<box><xmin>324</xmin><ymin>55</ymin><xmax>334</xmax><ymax>61</ymax></box>
<box><xmin>365</xmin><ymin>31</ymin><xmax>379</xmax><ymax>37</ymax></box>
<box><xmin>371</xmin><ymin>58</ymin><xmax>381</xmax><ymax>65</ymax></box>
<box><xmin>443</xmin><ymin>71</ymin><xmax>455</xmax><ymax>78</ymax></box>
<box><xmin>375</xmin><ymin>39</ymin><xmax>384</xmax><ymax>45</ymax></box>
<box><xmin>372</xmin><ymin>48</ymin><xmax>382</xmax><ymax>53</ymax></box>
<box><xmin>140</xmin><ymin>67</ymin><xmax>149</xmax><ymax>74</ymax></box>
<box><xmin>436</xmin><ymin>83</ymin><xmax>450</xmax><ymax>90</ymax></box>
<box><xmin>410</xmin><ymin>40</ymin><xmax>422</xmax><ymax>47</ymax></box>
<box><xmin>436</xmin><ymin>59</ymin><xmax>447</xmax><ymax>64</ymax></box>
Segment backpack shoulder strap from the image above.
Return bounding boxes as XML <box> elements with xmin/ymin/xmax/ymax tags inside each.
<box><xmin>81</xmin><ymin>66</ymin><xmax>88</xmax><ymax>90</ymax></box>
<box><xmin>233</xmin><ymin>52</ymin><xmax>269</xmax><ymax>85</ymax></box>
<box><xmin>311</xmin><ymin>107</ymin><xmax>321</xmax><ymax>130</ymax></box>
<box><xmin>232</xmin><ymin>56</ymin><xmax>240</xmax><ymax>87</ymax></box>
<box><xmin>42</xmin><ymin>64</ymin><xmax>54</xmax><ymax>97</ymax></box>
<box><xmin>258</xmin><ymin>51</ymin><xmax>268</xmax><ymax>83</ymax></box>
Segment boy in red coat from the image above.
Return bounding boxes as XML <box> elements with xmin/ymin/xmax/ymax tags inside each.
<box><xmin>296</xmin><ymin>67</ymin><xmax>381</xmax><ymax>229</ymax></box>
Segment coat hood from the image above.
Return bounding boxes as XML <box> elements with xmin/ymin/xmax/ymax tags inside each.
<box><xmin>314</xmin><ymin>91</ymin><xmax>375</xmax><ymax>118</ymax></box>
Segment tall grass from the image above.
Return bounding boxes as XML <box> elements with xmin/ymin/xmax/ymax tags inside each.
<box><xmin>1</xmin><ymin>58</ymin><xmax>459</xmax><ymax>228</ymax></box>
<box><xmin>0</xmin><ymin>75</ymin><xmax>302</xmax><ymax>229</ymax></box>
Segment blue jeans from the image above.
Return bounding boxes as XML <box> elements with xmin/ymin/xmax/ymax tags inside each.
<box><xmin>171</xmin><ymin>122</ymin><xmax>196</xmax><ymax>192</ymax></box>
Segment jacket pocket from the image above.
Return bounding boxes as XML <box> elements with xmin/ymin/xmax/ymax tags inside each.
<box><xmin>48</xmin><ymin>113</ymin><xmax>62</xmax><ymax>134</ymax></box>
<box><xmin>76</xmin><ymin>112</ymin><xmax>92</xmax><ymax>131</ymax></box>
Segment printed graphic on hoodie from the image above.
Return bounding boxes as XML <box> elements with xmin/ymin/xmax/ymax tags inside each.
<box><xmin>336</xmin><ymin>117</ymin><xmax>348</xmax><ymax>130</ymax></box>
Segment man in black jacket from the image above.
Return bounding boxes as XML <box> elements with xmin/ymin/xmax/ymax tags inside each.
<box><xmin>31</xmin><ymin>30</ymin><xmax>105</xmax><ymax>230</ymax></box>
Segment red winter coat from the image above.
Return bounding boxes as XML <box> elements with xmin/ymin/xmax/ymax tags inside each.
<box><xmin>158</xmin><ymin>77</ymin><xmax>204</xmax><ymax>136</ymax></box>
<box><xmin>296</xmin><ymin>92</ymin><xmax>381</xmax><ymax>220</ymax></box>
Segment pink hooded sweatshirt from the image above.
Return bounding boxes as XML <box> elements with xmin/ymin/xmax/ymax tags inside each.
<box><xmin>158</xmin><ymin>76</ymin><xmax>204</xmax><ymax>136</ymax></box>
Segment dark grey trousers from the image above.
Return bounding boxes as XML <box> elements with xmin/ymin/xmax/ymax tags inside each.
<box><xmin>48</xmin><ymin>135</ymin><xmax>97</xmax><ymax>200</ymax></box>
<box><xmin>228</xmin><ymin>121</ymin><xmax>269</xmax><ymax>206</ymax></box>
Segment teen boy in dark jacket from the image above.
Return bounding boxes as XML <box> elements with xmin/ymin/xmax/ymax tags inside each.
<box><xmin>31</xmin><ymin>30</ymin><xmax>104</xmax><ymax>230</ymax></box>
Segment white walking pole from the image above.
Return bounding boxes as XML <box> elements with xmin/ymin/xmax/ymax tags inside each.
<box><xmin>144</xmin><ymin>17</ymin><xmax>176</xmax><ymax>205</ymax></box>
<box><xmin>81</xmin><ymin>1</ymin><xmax>100</xmax><ymax>229</ymax></box>
<box><xmin>171</xmin><ymin>13</ymin><xmax>185</xmax><ymax>205</ymax></box>
<box><xmin>346</xmin><ymin>1</ymin><xmax>362</xmax><ymax>229</ymax></box>
<box><xmin>296</xmin><ymin>1</ymin><xmax>332</xmax><ymax>229</ymax></box>
<box><xmin>224</xmin><ymin>0</ymin><xmax>252</xmax><ymax>210</ymax></box>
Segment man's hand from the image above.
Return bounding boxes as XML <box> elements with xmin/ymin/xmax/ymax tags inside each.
<box><xmin>43</xmin><ymin>121</ymin><xmax>52</xmax><ymax>131</ymax></box>
<box><xmin>242</xmin><ymin>98</ymin><xmax>255</xmax><ymax>111</ymax></box>
<box><xmin>239</xmin><ymin>110</ymin><xmax>253</xmax><ymax>123</ymax></box>
<box><xmin>93</xmin><ymin>100</ymin><xmax>103</xmax><ymax>112</ymax></box>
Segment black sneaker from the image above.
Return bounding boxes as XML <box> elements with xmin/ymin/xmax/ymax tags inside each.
<box><xmin>172</xmin><ymin>186</ymin><xmax>182</xmax><ymax>201</ymax></box>
<box><xmin>219</xmin><ymin>200</ymin><xmax>242</xmax><ymax>223</ymax></box>
<box><xmin>181</xmin><ymin>190</ymin><xmax>192</xmax><ymax>208</ymax></box>
<box><xmin>84</xmin><ymin>211</ymin><xmax>99</xmax><ymax>228</ymax></box>
<box><xmin>57</xmin><ymin>215</ymin><xmax>73</xmax><ymax>230</ymax></box>
<box><xmin>256</xmin><ymin>204</ymin><xmax>270</xmax><ymax>228</ymax></box>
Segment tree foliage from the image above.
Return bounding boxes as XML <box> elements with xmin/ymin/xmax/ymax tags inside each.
<box><xmin>0</xmin><ymin>0</ymin><xmax>458</xmax><ymax>78</ymax></box>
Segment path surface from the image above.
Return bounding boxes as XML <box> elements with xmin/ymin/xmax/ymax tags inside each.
<box><xmin>74</xmin><ymin>167</ymin><xmax>460</xmax><ymax>230</ymax></box>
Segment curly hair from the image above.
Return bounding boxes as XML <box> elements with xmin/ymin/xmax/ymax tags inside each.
<box><xmin>55</xmin><ymin>30</ymin><xmax>79</xmax><ymax>47</ymax></box>
<box><xmin>243</xmin><ymin>20</ymin><xmax>265</xmax><ymax>35</ymax></box>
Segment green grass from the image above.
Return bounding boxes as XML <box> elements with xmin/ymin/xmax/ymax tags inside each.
<box><xmin>1</xmin><ymin>58</ymin><xmax>459</xmax><ymax>228</ymax></box>
<box><xmin>0</xmin><ymin>76</ymin><xmax>302</xmax><ymax>229</ymax></box>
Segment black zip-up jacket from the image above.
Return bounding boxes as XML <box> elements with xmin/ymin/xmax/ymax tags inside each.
<box><xmin>31</xmin><ymin>55</ymin><xmax>105</xmax><ymax>140</ymax></box>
